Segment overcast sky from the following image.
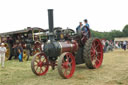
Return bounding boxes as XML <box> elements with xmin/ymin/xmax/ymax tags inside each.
<box><xmin>0</xmin><ymin>0</ymin><xmax>128</xmax><ymax>33</ymax></box>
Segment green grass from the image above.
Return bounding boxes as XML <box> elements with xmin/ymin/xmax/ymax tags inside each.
<box><xmin>0</xmin><ymin>49</ymin><xmax>128</xmax><ymax>85</ymax></box>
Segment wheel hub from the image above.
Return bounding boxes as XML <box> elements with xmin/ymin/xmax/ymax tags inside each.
<box><xmin>95</xmin><ymin>51</ymin><xmax>98</xmax><ymax>57</ymax></box>
<box><xmin>63</xmin><ymin>62</ymin><xmax>69</xmax><ymax>69</ymax></box>
<box><xmin>38</xmin><ymin>62</ymin><xmax>43</xmax><ymax>67</ymax></box>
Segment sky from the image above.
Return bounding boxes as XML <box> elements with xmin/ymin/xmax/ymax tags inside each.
<box><xmin>0</xmin><ymin>0</ymin><xmax>128</xmax><ymax>33</ymax></box>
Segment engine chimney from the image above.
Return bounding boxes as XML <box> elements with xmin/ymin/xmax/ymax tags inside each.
<box><xmin>48</xmin><ymin>9</ymin><xmax>54</xmax><ymax>41</ymax></box>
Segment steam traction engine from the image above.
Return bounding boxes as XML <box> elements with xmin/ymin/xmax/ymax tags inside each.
<box><xmin>31</xmin><ymin>9</ymin><xmax>103</xmax><ymax>79</ymax></box>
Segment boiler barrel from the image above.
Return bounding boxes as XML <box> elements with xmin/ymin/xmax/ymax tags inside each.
<box><xmin>59</xmin><ymin>41</ymin><xmax>78</xmax><ymax>53</ymax></box>
<box><xmin>43</xmin><ymin>41</ymin><xmax>78</xmax><ymax>57</ymax></box>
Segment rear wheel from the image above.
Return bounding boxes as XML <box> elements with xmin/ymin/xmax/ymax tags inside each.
<box><xmin>58</xmin><ymin>52</ymin><xmax>76</xmax><ymax>79</ymax></box>
<box><xmin>83</xmin><ymin>38</ymin><xmax>103</xmax><ymax>69</ymax></box>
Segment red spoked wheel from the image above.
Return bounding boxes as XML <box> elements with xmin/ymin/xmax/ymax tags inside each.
<box><xmin>83</xmin><ymin>38</ymin><xmax>103</xmax><ymax>69</ymax></box>
<box><xmin>58</xmin><ymin>52</ymin><xmax>76</xmax><ymax>79</ymax></box>
<box><xmin>31</xmin><ymin>52</ymin><xmax>49</xmax><ymax>76</ymax></box>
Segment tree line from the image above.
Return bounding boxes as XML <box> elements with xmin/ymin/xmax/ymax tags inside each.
<box><xmin>90</xmin><ymin>24</ymin><xmax>128</xmax><ymax>40</ymax></box>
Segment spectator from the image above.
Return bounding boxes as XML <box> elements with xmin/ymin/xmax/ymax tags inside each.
<box><xmin>104</xmin><ymin>40</ymin><xmax>109</xmax><ymax>52</ymax></box>
<box><xmin>17</xmin><ymin>43</ymin><xmax>23</xmax><ymax>62</ymax></box>
<box><xmin>121</xmin><ymin>42</ymin><xmax>123</xmax><ymax>49</ymax></box>
<box><xmin>13</xmin><ymin>43</ymin><xmax>18</xmax><ymax>59</ymax></box>
<box><xmin>0</xmin><ymin>43</ymin><xmax>7</xmax><ymax>68</ymax></box>
<box><xmin>123</xmin><ymin>41</ymin><xmax>127</xmax><ymax>51</ymax></box>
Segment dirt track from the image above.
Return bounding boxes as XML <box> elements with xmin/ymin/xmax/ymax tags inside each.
<box><xmin>0</xmin><ymin>49</ymin><xmax>128</xmax><ymax>85</ymax></box>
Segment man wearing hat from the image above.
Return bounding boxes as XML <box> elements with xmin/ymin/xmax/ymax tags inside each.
<box><xmin>0</xmin><ymin>43</ymin><xmax>7</xmax><ymax>68</ymax></box>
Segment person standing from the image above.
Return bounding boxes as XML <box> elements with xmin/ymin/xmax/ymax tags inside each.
<box><xmin>82</xmin><ymin>19</ymin><xmax>90</xmax><ymax>32</ymax></box>
<box><xmin>13</xmin><ymin>43</ymin><xmax>18</xmax><ymax>59</ymax></box>
<box><xmin>8</xmin><ymin>37</ymin><xmax>14</xmax><ymax>60</ymax></box>
<box><xmin>104</xmin><ymin>40</ymin><xmax>109</xmax><ymax>52</ymax></box>
<box><xmin>81</xmin><ymin>19</ymin><xmax>90</xmax><ymax>38</ymax></box>
<box><xmin>0</xmin><ymin>43</ymin><xmax>7</xmax><ymax>68</ymax></box>
<box><xmin>84</xmin><ymin>19</ymin><xmax>90</xmax><ymax>28</ymax></box>
<box><xmin>123</xmin><ymin>41</ymin><xmax>127</xmax><ymax>51</ymax></box>
<box><xmin>76</xmin><ymin>22</ymin><xmax>83</xmax><ymax>35</ymax></box>
<box><xmin>17</xmin><ymin>43</ymin><xmax>23</xmax><ymax>62</ymax></box>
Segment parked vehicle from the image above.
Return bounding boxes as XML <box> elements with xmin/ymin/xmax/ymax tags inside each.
<box><xmin>0</xmin><ymin>27</ymin><xmax>47</xmax><ymax>61</ymax></box>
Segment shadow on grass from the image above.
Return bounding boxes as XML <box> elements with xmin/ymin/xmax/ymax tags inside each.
<box><xmin>75</xmin><ymin>64</ymin><xmax>88</xmax><ymax>70</ymax></box>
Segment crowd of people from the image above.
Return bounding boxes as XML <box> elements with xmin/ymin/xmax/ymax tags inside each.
<box><xmin>101</xmin><ymin>39</ymin><xmax>128</xmax><ymax>53</ymax></box>
<box><xmin>101</xmin><ymin>40</ymin><xmax>114</xmax><ymax>53</ymax></box>
<box><xmin>9</xmin><ymin>42</ymin><xmax>23</xmax><ymax>61</ymax></box>
<box><xmin>115</xmin><ymin>41</ymin><xmax>127</xmax><ymax>50</ymax></box>
<box><xmin>0</xmin><ymin>42</ymin><xmax>24</xmax><ymax>68</ymax></box>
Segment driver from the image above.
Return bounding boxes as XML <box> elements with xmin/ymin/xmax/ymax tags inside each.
<box><xmin>81</xmin><ymin>19</ymin><xmax>90</xmax><ymax>38</ymax></box>
<box><xmin>82</xmin><ymin>19</ymin><xmax>90</xmax><ymax>33</ymax></box>
<box><xmin>80</xmin><ymin>19</ymin><xmax>90</xmax><ymax>44</ymax></box>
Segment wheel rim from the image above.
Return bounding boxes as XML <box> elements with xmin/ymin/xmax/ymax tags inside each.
<box><xmin>91</xmin><ymin>39</ymin><xmax>103</xmax><ymax>68</ymax></box>
<box><xmin>23</xmin><ymin>50</ymin><xmax>28</xmax><ymax>61</ymax></box>
<box><xmin>31</xmin><ymin>53</ymin><xmax>49</xmax><ymax>76</ymax></box>
<box><xmin>58</xmin><ymin>52</ymin><xmax>76</xmax><ymax>79</ymax></box>
<box><xmin>5</xmin><ymin>43</ymin><xmax>10</xmax><ymax>60</ymax></box>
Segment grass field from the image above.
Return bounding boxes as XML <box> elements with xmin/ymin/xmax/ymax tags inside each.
<box><xmin>0</xmin><ymin>49</ymin><xmax>128</xmax><ymax>85</ymax></box>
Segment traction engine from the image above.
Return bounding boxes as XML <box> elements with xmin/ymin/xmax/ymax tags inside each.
<box><xmin>31</xmin><ymin>9</ymin><xmax>103</xmax><ymax>79</ymax></box>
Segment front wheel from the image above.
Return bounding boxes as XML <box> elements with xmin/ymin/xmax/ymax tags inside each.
<box><xmin>83</xmin><ymin>38</ymin><xmax>103</xmax><ymax>69</ymax></box>
<box><xmin>57</xmin><ymin>52</ymin><xmax>76</xmax><ymax>79</ymax></box>
<box><xmin>31</xmin><ymin>52</ymin><xmax>49</xmax><ymax>76</ymax></box>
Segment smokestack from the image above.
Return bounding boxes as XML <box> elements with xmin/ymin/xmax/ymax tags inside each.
<box><xmin>48</xmin><ymin>9</ymin><xmax>54</xmax><ymax>33</ymax></box>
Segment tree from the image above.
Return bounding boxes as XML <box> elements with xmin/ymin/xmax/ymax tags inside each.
<box><xmin>123</xmin><ymin>25</ymin><xmax>128</xmax><ymax>37</ymax></box>
<box><xmin>90</xmin><ymin>29</ymin><xmax>123</xmax><ymax>40</ymax></box>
